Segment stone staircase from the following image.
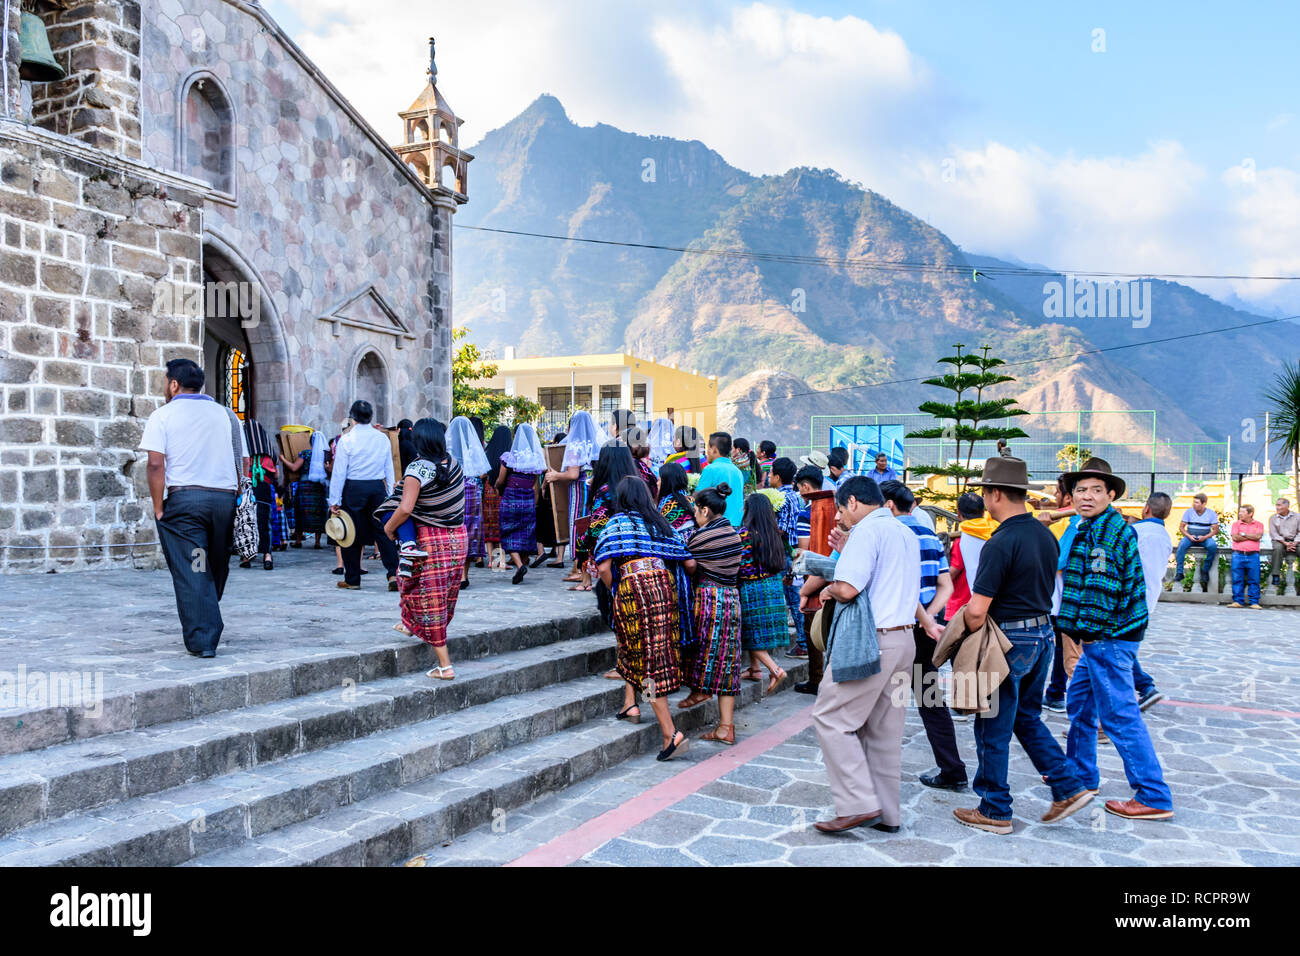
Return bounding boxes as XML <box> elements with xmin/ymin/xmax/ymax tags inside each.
<box><xmin>0</xmin><ymin>609</ymin><xmax>806</xmax><ymax>867</ymax></box>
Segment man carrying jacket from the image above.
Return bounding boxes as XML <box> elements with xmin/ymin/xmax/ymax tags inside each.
<box><xmin>952</xmin><ymin>456</ymin><xmax>1093</xmax><ymax>834</ymax></box>
<box><xmin>1058</xmin><ymin>459</ymin><xmax>1174</xmax><ymax>821</ymax></box>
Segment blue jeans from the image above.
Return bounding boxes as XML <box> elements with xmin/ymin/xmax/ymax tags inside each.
<box><xmin>1066</xmin><ymin>636</ymin><xmax>1173</xmax><ymax>810</ymax></box>
<box><xmin>397</xmin><ymin>517</ymin><xmax>416</xmax><ymax>546</ymax></box>
<box><xmin>973</xmin><ymin>623</ymin><xmax>1086</xmax><ymax>821</ymax></box>
<box><xmin>1231</xmin><ymin>551</ymin><xmax>1260</xmax><ymax>604</ymax></box>
<box><xmin>1175</xmin><ymin>536</ymin><xmax>1217</xmax><ymax>581</ymax></box>
<box><xmin>1132</xmin><ymin>656</ymin><xmax>1156</xmax><ymax>697</ymax></box>
<box><xmin>1044</xmin><ymin>621</ymin><xmax>1067</xmax><ymax>704</ymax></box>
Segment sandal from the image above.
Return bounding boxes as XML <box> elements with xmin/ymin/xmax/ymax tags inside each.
<box><xmin>701</xmin><ymin>723</ymin><xmax>735</xmax><ymax>745</ymax></box>
<box><xmin>678</xmin><ymin>691</ymin><xmax>712</xmax><ymax>709</ymax></box>
<box><xmin>393</xmin><ymin>622</ymin><xmax>412</xmax><ymax>635</ymax></box>
<box><xmin>616</xmin><ymin>705</ymin><xmax>640</xmax><ymax>724</ymax></box>
<box><xmin>567</xmin><ymin>584</ymin><xmax>593</xmax><ymax>591</ymax></box>
<box><xmin>741</xmin><ymin>667</ymin><xmax>763</xmax><ymax>682</ymax></box>
<box><xmin>603</xmin><ymin>669</ymin><xmax>622</xmax><ymax>680</ymax></box>
<box><xmin>766</xmin><ymin>667</ymin><xmax>788</xmax><ymax>694</ymax></box>
<box><xmin>657</xmin><ymin>731</ymin><xmax>688</xmax><ymax>762</ymax></box>
<box><xmin>427</xmin><ymin>665</ymin><xmax>456</xmax><ymax>681</ymax></box>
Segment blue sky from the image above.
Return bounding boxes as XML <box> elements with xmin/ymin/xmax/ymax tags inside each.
<box><xmin>264</xmin><ymin>1</ymin><xmax>1300</xmax><ymax>313</ymax></box>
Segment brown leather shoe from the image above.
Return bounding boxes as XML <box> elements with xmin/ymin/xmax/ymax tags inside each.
<box><xmin>1041</xmin><ymin>789</ymin><xmax>1095</xmax><ymax>823</ymax></box>
<box><xmin>337</xmin><ymin>581</ymin><xmax>360</xmax><ymax>590</ymax></box>
<box><xmin>953</xmin><ymin>807</ymin><xmax>1012</xmax><ymax>834</ymax></box>
<box><xmin>1104</xmin><ymin>798</ymin><xmax>1174</xmax><ymax>820</ymax></box>
<box><xmin>814</xmin><ymin>812</ymin><xmax>881</xmax><ymax>833</ymax></box>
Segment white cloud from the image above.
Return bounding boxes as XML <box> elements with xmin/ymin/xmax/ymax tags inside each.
<box><xmin>262</xmin><ymin>0</ymin><xmax>1300</xmax><ymax>314</ymax></box>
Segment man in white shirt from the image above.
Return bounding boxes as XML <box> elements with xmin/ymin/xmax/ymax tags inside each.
<box><xmin>138</xmin><ymin>358</ymin><xmax>248</xmax><ymax>658</ymax></box>
<box><xmin>328</xmin><ymin>400</ymin><xmax>398</xmax><ymax>589</ymax></box>
<box><xmin>1132</xmin><ymin>492</ymin><xmax>1173</xmax><ymax>711</ymax></box>
<box><xmin>809</xmin><ymin>476</ymin><xmax>939</xmax><ymax>835</ymax></box>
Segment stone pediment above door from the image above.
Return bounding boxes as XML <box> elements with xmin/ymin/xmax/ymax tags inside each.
<box><xmin>320</xmin><ymin>285</ymin><xmax>417</xmax><ymax>348</ymax></box>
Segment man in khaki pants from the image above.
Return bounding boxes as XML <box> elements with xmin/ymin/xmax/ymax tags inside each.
<box><xmin>808</xmin><ymin>476</ymin><xmax>942</xmax><ymax>834</ymax></box>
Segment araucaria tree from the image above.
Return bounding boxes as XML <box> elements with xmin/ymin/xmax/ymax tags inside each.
<box><xmin>452</xmin><ymin>327</ymin><xmax>542</xmax><ymax>424</ymax></box>
<box><xmin>907</xmin><ymin>343</ymin><xmax>1030</xmax><ymax>499</ymax></box>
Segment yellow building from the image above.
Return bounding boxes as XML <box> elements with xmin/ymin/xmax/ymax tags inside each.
<box><xmin>482</xmin><ymin>351</ymin><xmax>719</xmax><ymax>437</ymax></box>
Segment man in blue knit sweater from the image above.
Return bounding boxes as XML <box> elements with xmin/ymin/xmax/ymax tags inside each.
<box><xmin>1057</xmin><ymin>458</ymin><xmax>1173</xmax><ymax>821</ymax></box>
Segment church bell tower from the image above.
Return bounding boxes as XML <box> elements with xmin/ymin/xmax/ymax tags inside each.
<box><xmin>393</xmin><ymin>38</ymin><xmax>472</xmax><ymax>203</ymax></box>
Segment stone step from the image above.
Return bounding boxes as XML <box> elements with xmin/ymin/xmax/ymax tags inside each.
<box><xmin>0</xmin><ymin>673</ymin><xmax>632</xmax><ymax>866</ymax></box>
<box><xmin>183</xmin><ymin>664</ymin><xmax>809</xmax><ymax>867</ymax></box>
<box><xmin>0</xmin><ymin>610</ymin><xmax>603</xmax><ymax>757</ymax></box>
<box><xmin>0</xmin><ymin>633</ymin><xmax>617</xmax><ymax>838</ymax></box>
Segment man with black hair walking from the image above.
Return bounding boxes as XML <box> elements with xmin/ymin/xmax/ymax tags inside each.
<box><xmin>879</xmin><ymin>479</ymin><xmax>966</xmax><ymax>791</ymax></box>
<box><xmin>139</xmin><ymin>358</ymin><xmax>248</xmax><ymax>658</ymax></box>
<box><xmin>328</xmin><ymin>399</ymin><xmax>400</xmax><ymax>590</ymax></box>
<box><xmin>810</xmin><ymin>476</ymin><xmax>935</xmax><ymax>834</ymax></box>
<box><xmin>953</xmin><ymin>456</ymin><xmax>1094</xmax><ymax>834</ymax></box>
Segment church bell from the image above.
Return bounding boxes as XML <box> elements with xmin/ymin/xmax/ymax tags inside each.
<box><xmin>18</xmin><ymin>11</ymin><xmax>67</xmax><ymax>83</ymax></box>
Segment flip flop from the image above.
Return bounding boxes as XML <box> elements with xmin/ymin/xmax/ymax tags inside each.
<box><xmin>567</xmin><ymin>584</ymin><xmax>593</xmax><ymax>591</ymax></box>
<box><xmin>427</xmin><ymin>665</ymin><xmax>456</xmax><ymax>681</ymax></box>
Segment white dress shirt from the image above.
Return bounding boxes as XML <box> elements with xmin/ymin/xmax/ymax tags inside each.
<box><xmin>1133</xmin><ymin>519</ymin><xmax>1173</xmax><ymax>618</ymax></box>
<box><xmin>138</xmin><ymin>393</ymin><xmax>246</xmax><ymax>491</ymax></box>
<box><xmin>833</xmin><ymin>506</ymin><xmax>921</xmax><ymax>629</ymax></box>
<box><xmin>327</xmin><ymin>424</ymin><xmax>395</xmax><ymax>506</ymax></box>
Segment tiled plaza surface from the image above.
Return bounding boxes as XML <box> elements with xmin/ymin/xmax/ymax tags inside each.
<box><xmin>415</xmin><ymin>603</ymin><xmax>1300</xmax><ymax>866</ymax></box>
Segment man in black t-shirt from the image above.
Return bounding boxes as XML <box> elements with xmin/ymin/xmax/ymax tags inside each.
<box><xmin>950</xmin><ymin>457</ymin><xmax>1093</xmax><ymax>835</ymax></box>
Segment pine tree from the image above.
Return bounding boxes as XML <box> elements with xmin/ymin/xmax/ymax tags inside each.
<box><xmin>906</xmin><ymin>343</ymin><xmax>1030</xmax><ymax>500</ymax></box>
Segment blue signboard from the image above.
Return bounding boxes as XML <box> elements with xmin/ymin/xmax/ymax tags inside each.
<box><xmin>828</xmin><ymin>425</ymin><xmax>905</xmax><ymax>475</ymax></box>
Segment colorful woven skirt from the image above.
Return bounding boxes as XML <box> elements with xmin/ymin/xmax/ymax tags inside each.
<box><xmin>740</xmin><ymin>574</ymin><xmax>789</xmax><ymax>651</ymax></box>
<box><xmin>398</xmin><ymin>523</ymin><xmax>469</xmax><ymax>648</ymax></box>
<box><xmin>482</xmin><ymin>481</ymin><xmax>501</xmax><ymax>544</ymax></box>
<box><xmin>463</xmin><ymin>478</ymin><xmax>485</xmax><ymax>560</ymax></box>
<box><xmin>568</xmin><ymin>467</ymin><xmax>592</xmax><ymax>542</ymax></box>
<box><xmin>499</xmin><ymin>473</ymin><xmax>537</xmax><ymax>555</ymax></box>
<box><xmin>613</xmin><ymin>559</ymin><xmax>682</xmax><ymax>695</ymax></box>
<box><xmin>690</xmin><ymin>583</ymin><xmax>742</xmax><ymax>695</ymax></box>
<box><xmin>294</xmin><ymin>480</ymin><xmax>328</xmax><ymax>534</ymax></box>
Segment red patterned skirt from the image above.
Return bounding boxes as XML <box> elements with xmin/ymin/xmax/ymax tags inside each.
<box><xmin>482</xmin><ymin>481</ymin><xmax>502</xmax><ymax>544</ymax></box>
<box><xmin>398</xmin><ymin>523</ymin><xmax>469</xmax><ymax>648</ymax></box>
<box><xmin>612</xmin><ymin>558</ymin><xmax>681</xmax><ymax>696</ymax></box>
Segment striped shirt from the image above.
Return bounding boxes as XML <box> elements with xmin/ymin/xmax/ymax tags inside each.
<box><xmin>1058</xmin><ymin>506</ymin><xmax>1148</xmax><ymax>641</ymax></box>
<box><xmin>686</xmin><ymin>517</ymin><xmax>743</xmax><ymax>586</ymax></box>
<box><xmin>899</xmin><ymin>513</ymin><xmax>948</xmax><ymax>606</ymax></box>
<box><xmin>400</xmin><ymin>458</ymin><xmax>465</xmax><ymax>528</ymax></box>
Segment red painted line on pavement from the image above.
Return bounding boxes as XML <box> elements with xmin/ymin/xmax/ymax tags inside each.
<box><xmin>505</xmin><ymin>704</ymin><xmax>816</xmax><ymax>867</ymax></box>
<box><xmin>1159</xmin><ymin>698</ymin><xmax>1300</xmax><ymax>719</ymax></box>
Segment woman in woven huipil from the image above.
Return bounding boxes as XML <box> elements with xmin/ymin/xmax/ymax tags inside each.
<box><xmin>594</xmin><ymin>476</ymin><xmax>694</xmax><ymax>761</ymax></box>
<box><xmin>678</xmin><ymin>483</ymin><xmax>745</xmax><ymax>744</ymax></box>
<box><xmin>736</xmin><ymin>493</ymin><xmax>789</xmax><ymax>693</ymax></box>
<box><xmin>656</xmin><ymin>462</ymin><xmax>695</xmax><ymax>535</ymax></box>
<box><xmin>495</xmin><ymin>423</ymin><xmax>546</xmax><ymax>585</ymax></box>
<box><xmin>446</xmin><ymin>416</ymin><xmax>490</xmax><ymax>592</ymax></box>
<box><xmin>378</xmin><ymin>418</ymin><xmax>467</xmax><ymax>681</ymax></box>
<box><xmin>543</xmin><ymin>410</ymin><xmax>607</xmax><ymax>584</ymax></box>
<box><xmin>481</xmin><ymin>425</ymin><xmax>511</xmax><ymax>568</ymax></box>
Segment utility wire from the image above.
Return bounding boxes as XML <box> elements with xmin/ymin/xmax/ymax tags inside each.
<box><xmin>455</xmin><ymin>223</ymin><xmax>1300</xmax><ymax>283</ymax></box>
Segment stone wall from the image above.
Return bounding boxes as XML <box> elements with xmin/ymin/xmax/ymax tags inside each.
<box><xmin>29</xmin><ymin>0</ymin><xmax>144</xmax><ymax>159</ymax></box>
<box><xmin>138</xmin><ymin>0</ymin><xmax>453</xmax><ymax>430</ymax></box>
<box><xmin>0</xmin><ymin>126</ymin><xmax>204</xmax><ymax>572</ymax></box>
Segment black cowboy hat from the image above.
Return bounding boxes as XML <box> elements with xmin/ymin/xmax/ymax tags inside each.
<box><xmin>1061</xmin><ymin>457</ymin><xmax>1126</xmax><ymax>499</ymax></box>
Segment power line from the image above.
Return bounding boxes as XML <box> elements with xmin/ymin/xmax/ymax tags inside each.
<box><xmin>455</xmin><ymin>223</ymin><xmax>1300</xmax><ymax>283</ymax></box>
<box><xmin>661</xmin><ymin>312</ymin><xmax>1300</xmax><ymax>414</ymax></box>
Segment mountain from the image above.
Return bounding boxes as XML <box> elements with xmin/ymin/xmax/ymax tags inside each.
<box><xmin>455</xmin><ymin>95</ymin><xmax>1298</xmax><ymax>467</ymax></box>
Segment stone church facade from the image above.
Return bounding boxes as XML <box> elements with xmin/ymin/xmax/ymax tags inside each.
<box><xmin>0</xmin><ymin>0</ymin><xmax>468</xmax><ymax>572</ymax></box>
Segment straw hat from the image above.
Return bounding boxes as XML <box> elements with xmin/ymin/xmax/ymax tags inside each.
<box><xmin>967</xmin><ymin>455</ymin><xmax>1032</xmax><ymax>491</ymax></box>
<box><xmin>1061</xmin><ymin>457</ymin><xmax>1126</xmax><ymax>499</ymax></box>
<box><xmin>324</xmin><ymin>511</ymin><xmax>356</xmax><ymax>548</ymax></box>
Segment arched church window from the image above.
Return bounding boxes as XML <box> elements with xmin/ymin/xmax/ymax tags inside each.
<box><xmin>182</xmin><ymin>76</ymin><xmax>235</xmax><ymax>195</ymax></box>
